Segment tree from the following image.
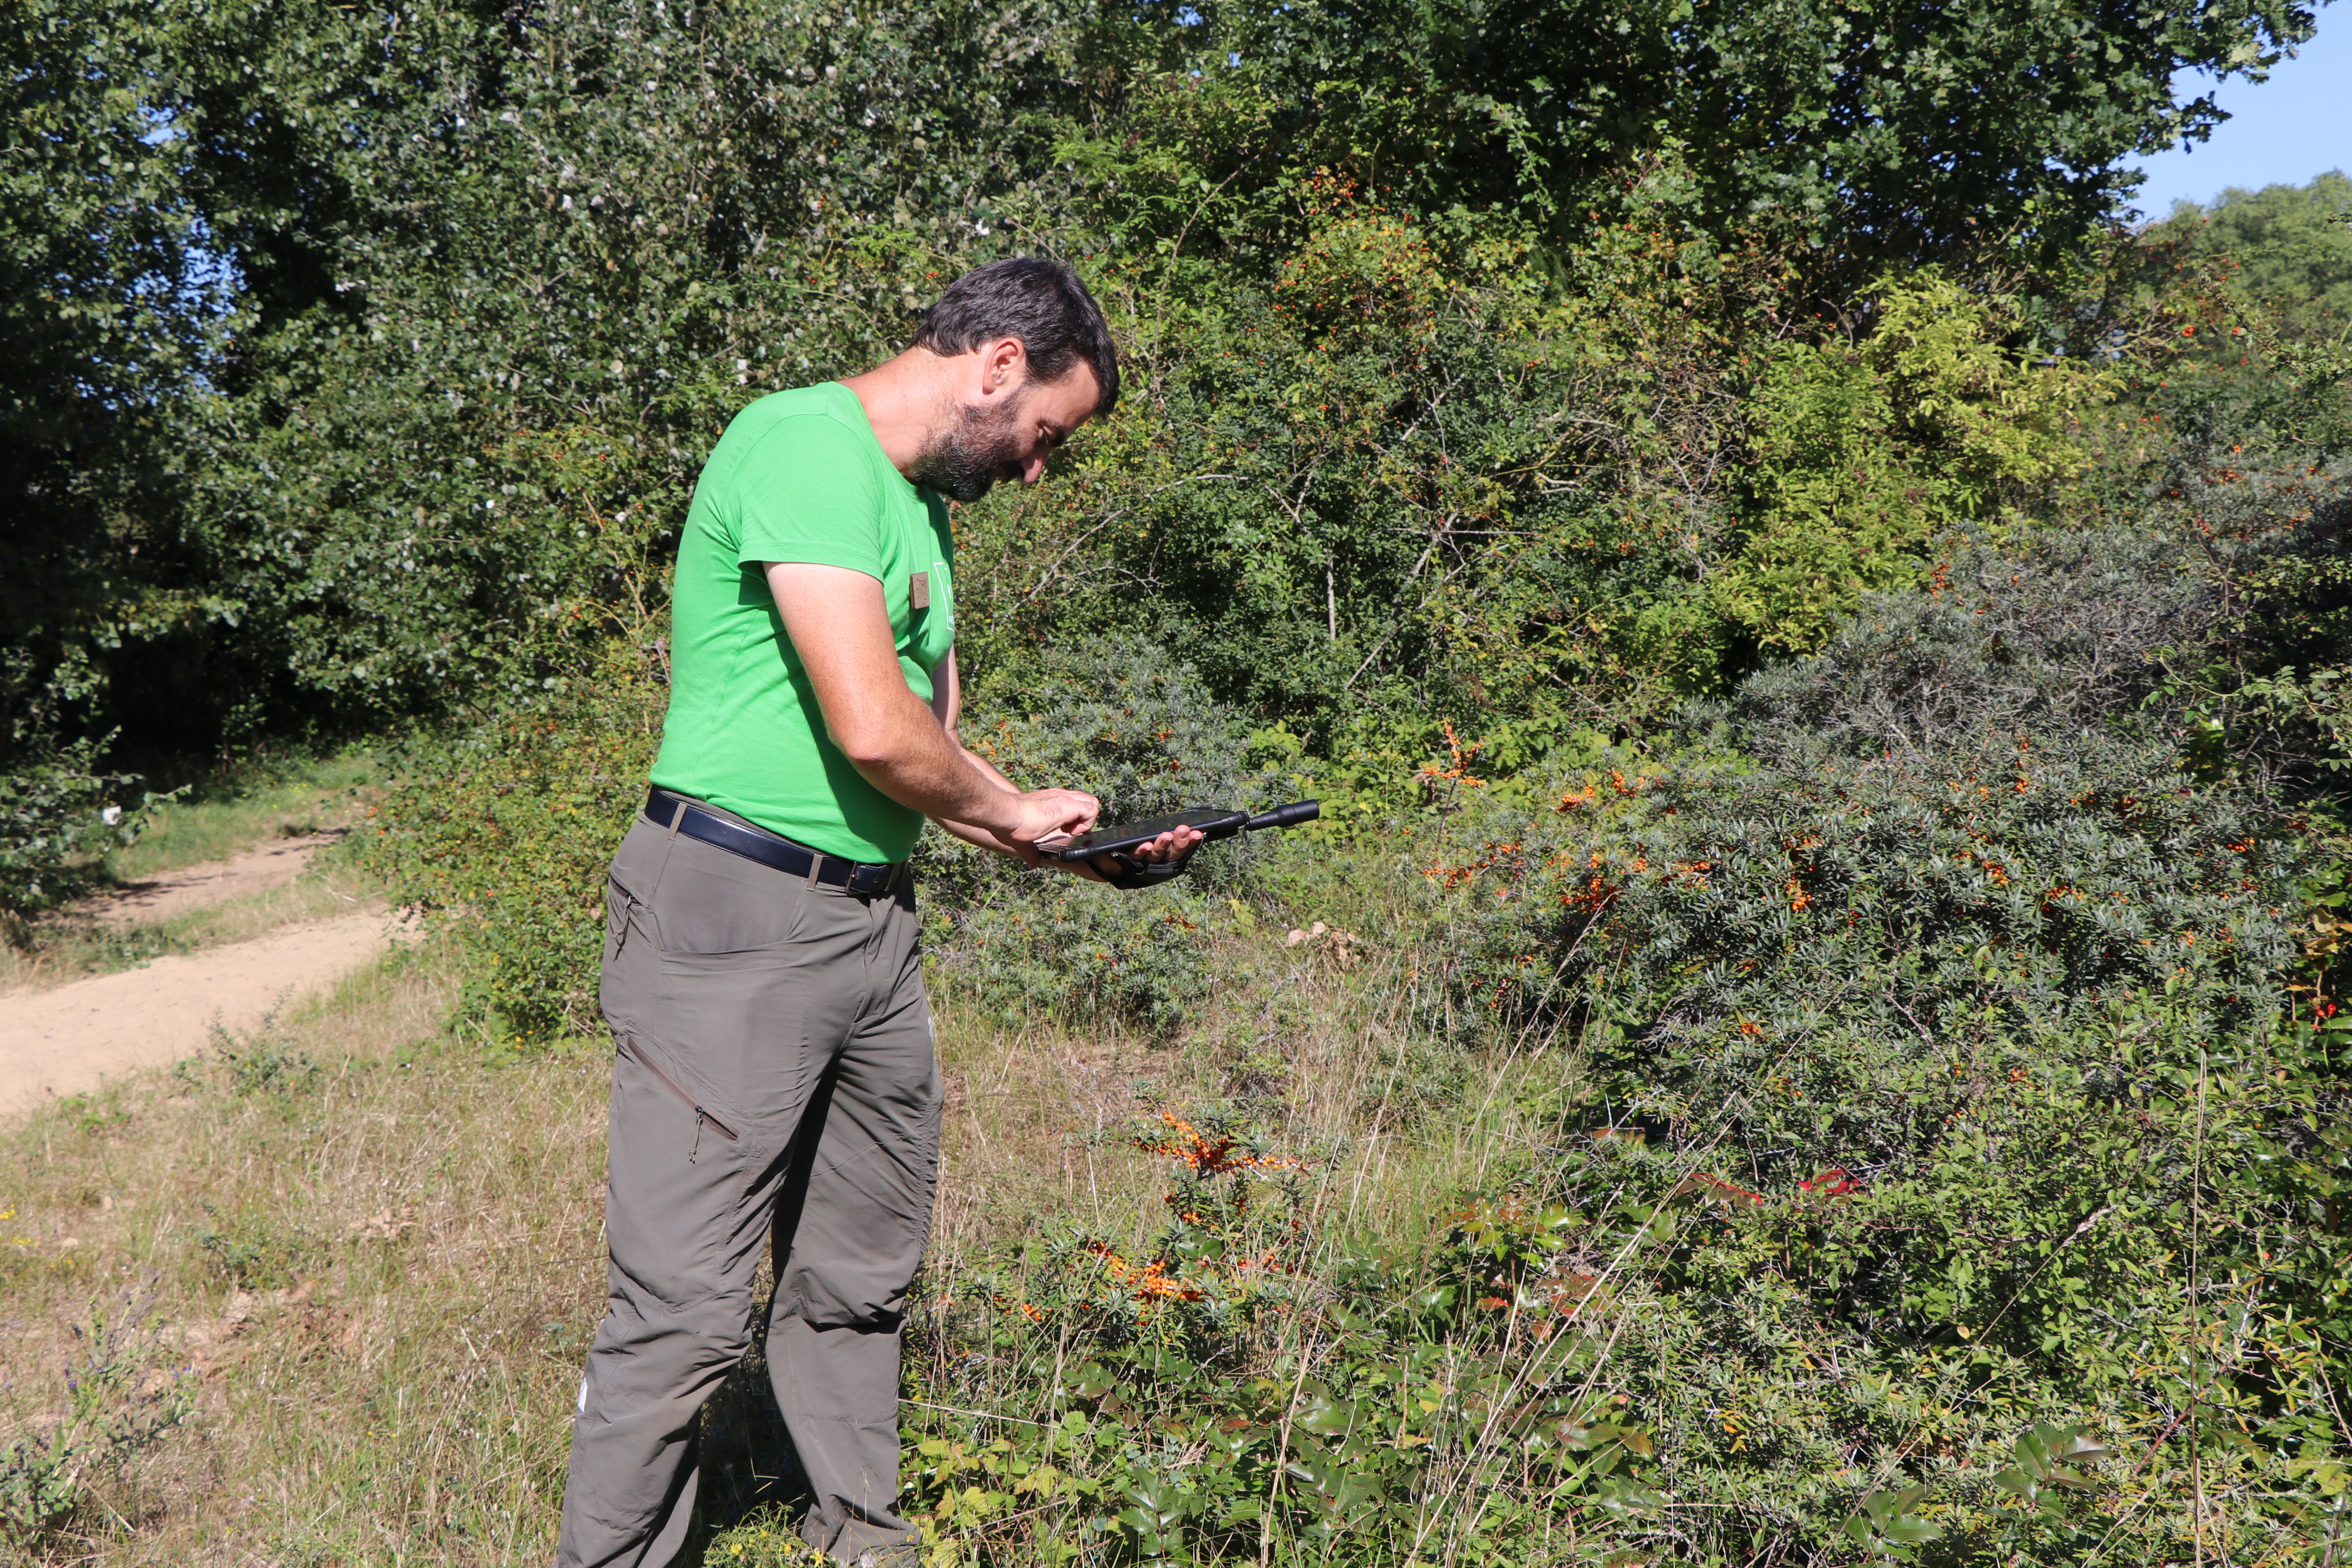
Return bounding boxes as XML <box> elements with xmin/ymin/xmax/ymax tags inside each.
<box><xmin>0</xmin><ymin>0</ymin><xmax>2328</xmax><ymax>769</ymax></box>
<box><xmin>2150</xmin><ymin>170</ymin><xmax>2352</xmax><ymax>342</ymax></box>
<box><xmin>1188</xmin><ymin>0</ymin><xmax>2325</xmax><ymax>288</ymax></box>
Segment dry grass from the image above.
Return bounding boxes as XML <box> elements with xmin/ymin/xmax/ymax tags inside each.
<box><xmin>0</xmin><ymin>940</ymin><xmax>603</xmax><ymax>1565</ymax></box>
<box><xmin>1</xmin><ymin>900</ymin><xmax>1554</xmax><ymax>1564</ymax></box>
<box><xmin>926</xmin><ymin>927</ymin><xmax>1553</xmax><ymax>1268</ymax></box>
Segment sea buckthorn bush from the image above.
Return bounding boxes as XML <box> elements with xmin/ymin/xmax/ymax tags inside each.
<box><xmin>1719</xmin><ymin>528</ymin><xmax>2208</xmax><ymax>759</ymax></box>
<box><xmin>898</xmin><ymin>1082</ymin><xmax>2352</xmax><ymax>1566</ymax></box>
<box><xmin>1388</xmin><ymin>557</ymin><xmax>2352</xmax><ymax>1560</ymax></box>
<box><xmin>1413</xmin><ymin>736</ymin><xmax>2351</xmax><ymax>1551</ymax></box>
<box><xmin>901</xmin><ymin>1110</ymin><xmax>1670</xmax><ymax>1568</ymax></box>
<box><xmin>887</xmin><ymin>551</ymin><xmax>2352</xmax><ymax>1563</ymax></box>
<box><xmin>1440</xmin><ymin>734</ymin><xmax>2305</xmax><ymax>1149</ymax></box>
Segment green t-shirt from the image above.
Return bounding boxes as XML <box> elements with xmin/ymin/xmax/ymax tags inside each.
<box><xmin>649</xmin><ymin>381</ymin><xmax>956</xmax><ymax>863</ymax></box>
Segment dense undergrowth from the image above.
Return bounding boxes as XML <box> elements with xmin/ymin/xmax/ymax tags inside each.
<box><xmin>342</xmin><ymin>179</ymin><xmax>2352</xmax><ymax>1562</ymax></box>
<box><xmin>338</xmin><ymin>434</ymin><xmax>2352</xmax><ymax>1563</ymax></box>
<box><xmin>860</xmin><ymin>502</ymin><xmax>2352</xmax><ymax>1567</ymax></box>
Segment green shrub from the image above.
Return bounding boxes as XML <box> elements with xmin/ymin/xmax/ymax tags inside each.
<box><xmin>901</xmin><ymin>1088</ymin><xmax>2343</xmax><ymax>1566</ymax></box>
<box><xmin>930</xmin><ymin>636</ymin><xmax>1278</xmax><ymax>897</ymax></box>
<box><xmin>364</xmin><ymin>655</ymin><xmax>664</xmax><ymax>1042</ymax></box>
<box><xmin>2134</xmin><ymin>442</ymin><xmax>2352</xmax><ymax>792</ymax></box>
<box><xmin>894</xmin><ymin>646</ymin><xmax>2352</xmax><ymax>1562</ymax></box>
<box><xmin>0</xmin><ymin>734</ymin><xmax>152</xmax><ymax>926</ymax></box>
<box><xmin>194</xmin><ymin>1203</ymin><xmax>319</xmax><ymax>1292</ymax></box>
<box><xmin>1721</xmin><ymin>528</ymin><xmax>2205</xmax><ymax>762</ymax></box>
<box><xmin>927</xmin><ymin>880</ymin><xmax>1226</xmax><ymax>1037</ymax></box>
<box><xmin>1441</xmin><ymin>735</ymin><xmax>2304</xmax><ymax>1129</ymax></box>
<box><xmin>209</xmin><ymin>1023</ymin><xmax>322</xmax><ymax>1099</ymax></box>
<box><xmin>1434</xmin><ymin>1108</ymin><xmax>2348</xmax><ymax>1564</ymax></box>
<box><xmin>0</xmin><ymin>1292</ymin><xmax>191</xmax><ymax>1552</ymax></box>
<box><xmin>1716</xmin><ymin>276</ymin><xmax>2109</xmax><ymax>655</ymax></box>
<box><xmin>2143</xmin><ymin>172</ymin><xmax>2352</xmax><ymax>348</ymax></box>
<box><xmin>1383</xmin><ymin>558</ymin><xmax>2352</xmax><ymax>1559</ymax></box>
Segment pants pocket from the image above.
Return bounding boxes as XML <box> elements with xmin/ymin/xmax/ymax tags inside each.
<box><xmin>605</xmin><ymin>875</ymin><xmax>641</xmax><ymax>965</ymax></box>
<box><xmin>616</xmin><ymin>1034</ymin><xmax>742</xmax><ymax>1161</ymax></box>
<box><xmin>651</xmin><ymin>836</ymin><xmax>808</xmax><ymax>955</ymax></box>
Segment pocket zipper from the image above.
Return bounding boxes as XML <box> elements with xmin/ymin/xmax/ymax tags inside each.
<box><xmin>606</xmin><ymin>884</ymin><xmax>635</xmax><ymax>968</ymax></box>
<box><xmin>619</xmin><ymin>1038</ymin><xmax>741</xmax><ymax>1161</ymax></box>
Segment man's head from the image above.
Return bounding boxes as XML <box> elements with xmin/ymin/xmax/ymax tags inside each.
<box><xmin>904</xmin><ymin>257</ymin><xmax>1119</xmax><ymax>504</ymax></box>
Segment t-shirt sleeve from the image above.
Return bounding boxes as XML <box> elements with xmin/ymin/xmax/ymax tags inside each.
<box><xmin>731</xmin><ymin>414</ymin><xmax>886</xmax><ymax>577</ymax></box>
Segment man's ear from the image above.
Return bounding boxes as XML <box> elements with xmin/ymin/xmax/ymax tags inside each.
<box><xmin>980</xmin><ymin>335</ymin><xmax>1028</xmax><ymax>395</ymax></box>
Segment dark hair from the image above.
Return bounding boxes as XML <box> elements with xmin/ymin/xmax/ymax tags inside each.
<box><xmin>911</xmin><ymin>257</ymin><xmax>1120</xmax><ymax>416</ymax></box>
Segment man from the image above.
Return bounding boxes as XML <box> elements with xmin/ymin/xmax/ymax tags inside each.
<box><xmin>556</xmin><ymin>257</ymin><xmax>1200</xmax><ymax>1568</ymax></box>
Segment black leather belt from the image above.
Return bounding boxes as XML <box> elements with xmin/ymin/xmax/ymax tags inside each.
<box><xmin>644</xmin><ymin>789</ymin><xmax>907</xmax><ymax>895</ymax></box>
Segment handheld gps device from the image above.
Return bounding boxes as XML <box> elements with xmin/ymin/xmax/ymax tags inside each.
<box><xmin>1048</xmin><ymin>801</ymin><xmax>1319</xmax><ymax>890</ymax></box>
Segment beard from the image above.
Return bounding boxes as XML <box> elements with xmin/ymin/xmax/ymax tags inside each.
<box><xmin>906</xmin><ymin>391</ymin><xmax>1029</xmax><ymax>504</ymax></box>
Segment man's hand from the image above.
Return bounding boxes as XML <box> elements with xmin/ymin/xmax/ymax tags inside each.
<box><xmin>999</xmin><ymin>788</ymin><xmax>1102</xmax><ymax>851</ymax></box>
<box><xmin>1026</xmin><ymin>822</ymin><xmax>1207</xmax><ymax>883</ymax></box>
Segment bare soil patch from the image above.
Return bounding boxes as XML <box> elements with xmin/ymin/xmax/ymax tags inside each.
<box><xmin>0</xmin><ymin>910</ymin><xmax>407</xmax><ymax>1110</ymax></box>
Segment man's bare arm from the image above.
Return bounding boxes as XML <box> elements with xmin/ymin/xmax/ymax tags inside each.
<box><xmin>765</xmin><ymin>563</ymin><xmax>1096</xmax><ymax>847</ymax></box>
<box><xmin>923</xmin><ymin>646</ymin><xmax>1088</xmax><ymax>868</ymax></box>
<box><xmin>925</xmin><ymin>648</ymin><xmax>1021</xmax><ymax>793</ymax></box>
<box><xmin>923</xmin><ymin>647</ymin><xmax>1042</xmax><ymax>855</ymax></box>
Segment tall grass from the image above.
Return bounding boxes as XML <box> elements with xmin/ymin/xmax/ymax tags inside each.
<box><xmin>1</xmin><ymin>942</ymin><xmax>599</xmax><ymax>1564</ymax></box>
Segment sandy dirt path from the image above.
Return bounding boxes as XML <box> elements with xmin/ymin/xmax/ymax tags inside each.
<box><xmin>0</xmin><ymin>911</ymin><xmax>404</xmax><ymax>1111</ymax></box>
<box><xmin>4</xmin><ymin>834</ymin><xmax>410</xmax><ymax>1112</ymax></box>
<box><xmin>84</xmin><ymin>831</ymin><xmax>343</xmax><ymax>926</ymax></box>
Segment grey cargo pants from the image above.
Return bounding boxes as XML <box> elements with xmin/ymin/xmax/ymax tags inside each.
<box><xmin>555</xmin><ymin>801</ymin><xmax>940</xmax><ymax>1568</ymax></box>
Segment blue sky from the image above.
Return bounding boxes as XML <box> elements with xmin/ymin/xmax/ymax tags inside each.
<box><xmin>2128</xmin><ymin>15</ymin><xmax>2350</xmax><ymax>217</ymax></box>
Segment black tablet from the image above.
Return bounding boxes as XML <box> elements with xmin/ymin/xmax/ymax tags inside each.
<box><xmin>1048</xmin><ymin>808</ymin><xmax>1250</xmax><ymax>863</ymax></box>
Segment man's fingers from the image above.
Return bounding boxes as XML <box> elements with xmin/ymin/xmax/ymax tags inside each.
<box><xmin>1041</xmin><ymin>788</ymin><xmax>1099</xmax><ymax>837</ymax></box>
<box><xmin>1129</xmin><ymin>826</ymin><xmax>1204</xmax><ymax>864</ymax></box>
<box><xmin>1001</xmin><ymin>786</ymin><xmax>1100</xmax><ymax>847</ymax></box>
